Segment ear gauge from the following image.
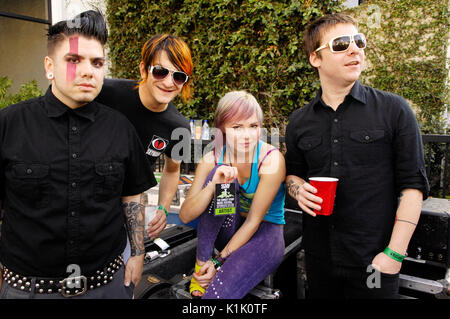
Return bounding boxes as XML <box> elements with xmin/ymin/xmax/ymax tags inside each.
<box><xmin>46</xmin><ymin>73</ymin><xmax>54</xmax><ymax>80</ymax></box>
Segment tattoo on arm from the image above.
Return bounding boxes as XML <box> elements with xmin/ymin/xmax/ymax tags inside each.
<box><xmin>123</xmin><ymin>200</ymin><xmax>145</xmax><ymax>257</ymax></box>
<box><xmin>286</xmin><ymin>180</ymin><xmax>300</xmax><ymax>198</ymax></box>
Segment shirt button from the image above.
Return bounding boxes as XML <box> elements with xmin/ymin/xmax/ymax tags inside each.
<box><xmin>72</xmin><ymin>153</ymin><xmax>78</xmax><ymax>159</ymax></box>
<box><xmin>333</xmin><ymin>118</ymin><xmax>338</xmax><ymax>123</ymax></box>
<box><xmin>70</xmin><ymin>211</ymin><xmax>76</xmax><ymax>217</ymax></box>
<box><xmin>333</xmin><ymin>139</ymin><xmax>338</xmax><ymax>143</ymax></box>
<box><xmin>71</xmin><ymin>182</ymin><xmax>77</xmax><ymax>188</ymax></box>
<box><xmin>334</xmin><ymin>162</ymin><xmax>339</xmax><ymax>166</ymax></box>
<box><xmin>71</xmin><ymin>126</ymin><xmax>78</xmax><ymax>132</ymax></box>
<box><xmin>365</xmin><ymin>135</ymin><xmax>370</xmax><ymax>140</ymax></box>
<box><xmin>26</xmin><ymin>168</ymin><xmax>33</xmax><ymax>174</ymax></box>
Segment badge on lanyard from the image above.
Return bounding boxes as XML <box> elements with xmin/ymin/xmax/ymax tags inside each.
<box><xmin>214</xmin><ymin>183</ymin><xmax>236</xmax><ymax>216</ymax></box>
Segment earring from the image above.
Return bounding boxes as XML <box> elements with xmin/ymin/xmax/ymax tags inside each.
<box><xmin>47</xmin><ymin>72</ymin><xmax>54</xmax><ymax>80</ymax></box>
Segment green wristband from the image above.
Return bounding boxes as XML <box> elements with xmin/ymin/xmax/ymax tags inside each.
<box><xmin>158</xmin><ymin>205</ymin><xmax>169</xmax><ymax>217</ymax></box>
<box><xmin>211</xmin><ymin>256</ymin><xmax>223</xmax><ymax>270</ymax></box>
<box><xmin>383</xmin><ymin>247</ymin><xmax>405</xmax><ymax>263</ymax></box>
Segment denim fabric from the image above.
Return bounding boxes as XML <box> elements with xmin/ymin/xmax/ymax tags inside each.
<box><xmin>196</xmin><ymin>164</ymin><xmax>241</xmax><ymax>262</ymax></box>
<box><xmin>196</xmin><ymin>164</ymin><xmax>285</xmax><ymax>299</ymax></box>
<box><xmin>202</xmin><ymin>222</ymin><xmax>284</xmax><ymax>299</ymax></box>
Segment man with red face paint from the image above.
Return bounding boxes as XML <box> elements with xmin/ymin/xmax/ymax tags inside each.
<box><xmin>0</xmin><ymin>10</ymin><xmax>156</xmax><ymax>299</ymax></box>
<box><xmin>285</xmin><ymin>13</ymin><xmax>429</xmax><ymax>299</ymax></box>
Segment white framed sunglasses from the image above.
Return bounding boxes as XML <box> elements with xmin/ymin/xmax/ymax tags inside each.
<box><xmin>315</xmin><ymin>33</ymin><xmax>367</xmax><ymax>53</ymax></box>
<box><xmin>149</xmin><ymin>65</ymin><xmax>189</xmax><ymax>85</ymax></box>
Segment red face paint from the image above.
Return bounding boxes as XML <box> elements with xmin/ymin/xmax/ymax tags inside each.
<box><xmin>67</xmin><ymin>37</ymin><xmax>78</xmax><ymax>82</ymax></box>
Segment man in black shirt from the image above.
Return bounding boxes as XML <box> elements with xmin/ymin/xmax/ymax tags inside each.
<box><xmin>285</xmin><ymin>13</ymin><xmax>429</xmax><ymax>298</ymax></box>
<box><xmin>0</xmin><ymin>11</ymin><xmax>156</xmax><ymax>299</ymax></box>
<box><xmin>96</xmin><ymin>34</ymin><xmax>193</xmax><ymax>240</ymax></box>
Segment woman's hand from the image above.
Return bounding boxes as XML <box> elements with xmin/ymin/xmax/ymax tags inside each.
<box><xmin>211</xmin><ymin>165</ymin><xmax>238</xmax><ymax>185</ymax></box>
<box><xmin>193</xmin><ymin>260</ymin><xmax>217</xmax><ymax>289</ymax></box>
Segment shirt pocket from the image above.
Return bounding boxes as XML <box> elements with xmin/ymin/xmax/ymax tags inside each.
<box><xmin>7</xmin><ymin>163</ymin><xmax>50</xmax><ymax>209</ymax></box>
<box><xmin>348</xmin><ymin>129</ymin><xmax>386</xmax><ymax>166</ymax></box>
<box><xmin>94</xmin><ymin>161</ymin><xmax>125</xmax><ymax>202</ymax></box>
<box><xmin>297</xmin><ymin>136</ymin><xmax>324</xmax><ymax>169</ymax></box>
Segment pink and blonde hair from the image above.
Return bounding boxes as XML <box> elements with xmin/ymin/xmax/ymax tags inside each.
<box><xmin>213</xmin><ymin>90</ymin><xmax>263</xmax><ymax>149</ymax></box>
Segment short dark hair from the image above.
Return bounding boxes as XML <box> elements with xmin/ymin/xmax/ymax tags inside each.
<box><xmin>47</xmin><ymin>10</ymin><xmax>108</xmax><ymax>56</ymax></box>
<box><xmin>303</xmin><ymin>13</ymin><xmax>356</xmax><ymax>59</ymax></box>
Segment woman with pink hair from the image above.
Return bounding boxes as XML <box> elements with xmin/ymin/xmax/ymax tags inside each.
<box><xmin>179</xmin><ymin>91</ymin><xmax>286</xmax><ymax>299</ymax></box>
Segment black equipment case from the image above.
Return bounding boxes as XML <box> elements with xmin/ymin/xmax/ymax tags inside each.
<box><xmin>399</xmin><ymin>197</ymin><xmax>450</xmax><ymax>298</ymax></box>
<box><xmin>134</xmin><ymin>208</ymin><xmax>303</xmax><ymax>299</ymax></box>
<box><xmin>133</xmin><ymin>225</ymin><xmax>196</xmax><ymax>299</ymax></box>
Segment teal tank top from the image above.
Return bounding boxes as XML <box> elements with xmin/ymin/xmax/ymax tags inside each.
<box><xmin>217</xmin><ymin>140</ymin><xmax>285</xmax><ymax>225</ymax></box>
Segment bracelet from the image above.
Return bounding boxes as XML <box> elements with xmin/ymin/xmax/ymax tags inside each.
<box><xmin>395</xmin><ymin>218</ymin><xmax>417</xmax><ymax>226</ymax></box>
<box><xmin>211</xmin><ymin>253</ymin><xmax>227</xmax><ymax>270</ymax></box>
<box><xmin>158</xmin><ymin>205</ymin><xmax>169</xmax><ymax>217</ymax></box>
<box><xmin>211</xmin><ymin>257</ymin><xmax>222</xmax><ymax>270</ymax></box>
<box><xmin>383</xmin><ymin>247</ymin><xmax>405</xmax><ymax>263</ymax></box>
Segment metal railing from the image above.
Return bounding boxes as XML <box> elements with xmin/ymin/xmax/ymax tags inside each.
<box><xmin>422</xmin><ymin>135</ymin><xmax>450</xmax><ymax>197</ymax></box>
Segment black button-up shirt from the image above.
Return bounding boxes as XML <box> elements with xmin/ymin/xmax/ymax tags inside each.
<box><xmin>285</xmin><ymin>81</ymin><xmax>429</xmax><ymax>267</ymax></box>
<box><xmin>0</xmin><ymin>88</ymin><xmax>156</xmax><ymax>277</ymax></box>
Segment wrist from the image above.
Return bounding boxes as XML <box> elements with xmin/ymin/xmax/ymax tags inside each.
<box><xmin>211</xmin><ymin>253</ymin><xmax>227</xmax><ymax>270</ymax></box>
<box><xmin>158</xmin><ymin>204</ymin><xmax>169</xmax><ymax>217</ymax></box>
<box><xmin>383</xmin><ymin>246</ymin><xmax>405</xmax><ymax>263</ymax></box>
<box><xmin>205</xmin><ymin>181</ymin><xmax>216</xmax><ymax>199</ymax></box>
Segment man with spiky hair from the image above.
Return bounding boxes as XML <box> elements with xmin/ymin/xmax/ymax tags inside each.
<box><xmin>96</xmin><ymin>34</ymin><xmax>194</xmax><ymax>241</ymax></box>
<box><xmin>0</xmin><ymin>10</ymin><xmax>156</xmax><ymax>299</ymax></box>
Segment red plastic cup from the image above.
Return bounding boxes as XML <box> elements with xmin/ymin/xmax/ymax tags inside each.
<box><xmin>308</xmin><ymin>177</ymin><xmax>339</xmax><ymax>216</ymax></box>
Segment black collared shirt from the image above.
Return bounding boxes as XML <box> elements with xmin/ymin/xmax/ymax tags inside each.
<box><xmin>285</xmin><ymin>81</ymin><xmax>429</xmax><ymax>267</ymax></box>
<box><xmin>0</xmin><ymin>88</ymin><xmax>156</xmax><ymax>277</ymax></box>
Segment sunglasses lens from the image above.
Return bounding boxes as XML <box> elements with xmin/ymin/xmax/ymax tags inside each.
<box><xmin>331</xmin><ymin>36</ymin><xmax>351</xmax><ymax>52</ymax></box>
<box><xmin>151</xmin><ymin>66</ymin><xmax>169</xmax><ymax>79</ymax></box>
<box><xmin>173</xmin><ymin>71</ymin><xmax>188</xmax><ymax>85</ymax></box>
<box><xmin>354</xmin><ymin>34</ymin><xmax>366</xmax><ymax>49</ymax></box>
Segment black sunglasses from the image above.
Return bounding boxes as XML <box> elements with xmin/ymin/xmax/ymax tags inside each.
<box><xmin>149</xmin><ymin>65</ymin><xmax>189</xmax><ymax>85</ymax></box>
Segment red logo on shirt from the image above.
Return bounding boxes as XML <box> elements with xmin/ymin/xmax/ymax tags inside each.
<box><xmin>146</xmin><ymin>135</ymin><xmax>169</xmax><ymax>157</ymax></box>
<box><xmin>152</xmin><ymin>138</ymin><xmax>167</xmax><ymax>150</ymax></box>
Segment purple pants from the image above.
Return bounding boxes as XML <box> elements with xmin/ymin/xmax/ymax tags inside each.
<box><xmin>196</xmin><ymin>165</ymin><xmax>285</xmax><ymax>299</ymax></box>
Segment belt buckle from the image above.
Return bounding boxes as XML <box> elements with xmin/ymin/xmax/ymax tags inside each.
<box><xmin>60</xmin><ymin>275</ymin><xmax>87</xmax><ymax>298</ymax></box>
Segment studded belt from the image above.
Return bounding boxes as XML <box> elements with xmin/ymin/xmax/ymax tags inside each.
<box><xmin>2</xmin><ymin>255</ymin><xmax>124</xmax><ymax>297</ymax></box>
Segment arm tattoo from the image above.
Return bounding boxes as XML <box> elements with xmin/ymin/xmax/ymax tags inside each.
<box><xmin>123</xmin><ymin>200</ymin><xmax>145</xmax><ymax>257</ymax></box>
<box><xmin>286</xmin><ymin>180</ymin><xmax>300</xmax><ymax>198</ymax></box>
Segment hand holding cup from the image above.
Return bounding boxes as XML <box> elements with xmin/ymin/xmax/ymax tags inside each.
<box><xmin>308</xmin><ymin>177</ymin><xmax>339</xmax><ymax>216</ymax></box>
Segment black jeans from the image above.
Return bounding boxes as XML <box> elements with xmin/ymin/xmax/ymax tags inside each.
<box><xmin>305</xmin><ymin>254</ymin><xmax>399</xmax><ymax>299</ymax></box>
